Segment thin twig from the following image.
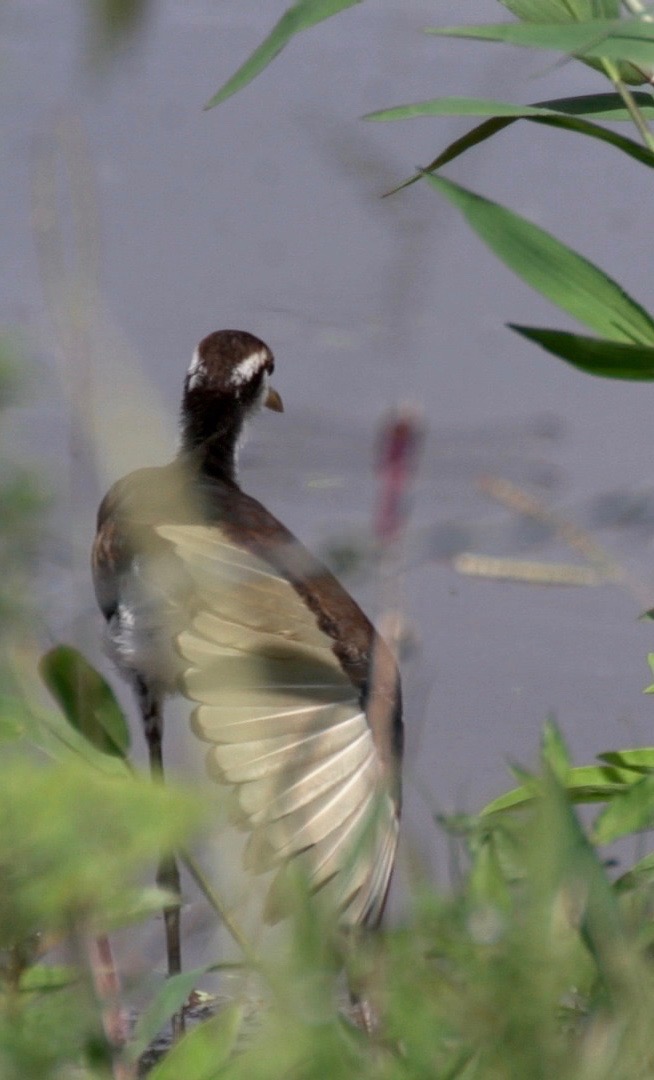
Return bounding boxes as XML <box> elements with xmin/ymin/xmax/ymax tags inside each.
<box><xmin>453</xmin><ymin>553</ymin><xmax>606</xmax><ymax>587</ymax></box>
<box><xmin>601</xmin><ymin>58</ymin><xmax>654</xmax><ymax>146</ymax></box>
<box><xmin>477</xmin><ymin>474</ymin><xmax>652</xmax><ymax>607</ymax></box>
<box><xmin>89</xmin><ymin>935</ymin><xmax>134</xmax><ymax>1079</ymax></box>
<box><xmin>180</xmin><ymin>850</ymin><xmax>258</xmax><ymax>967</ymax></box>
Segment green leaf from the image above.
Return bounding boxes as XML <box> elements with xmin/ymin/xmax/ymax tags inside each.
<box><xmin>0</xmin><ymin>697</ymin><xmax>26</xmax><ymax>743</ymax></box>
<box><xmin>469</xmin><ymin>832</ymin><xmax>512</xmax><ymax>910</ymax></box>
<box><xmin>19</xmin><ymin>965</ymin><xmax>79</xmax><ymax>992</ymax></box>
<box><xmin>147</xmin><ymin>1004</ymin><xmax>243</xmax><ymax>1080</ymax></box>
<box><xmin>382</xmin><ymin>96</ymin><xmax>654</xmax><ymax>197</ymax></box>
<box><xmin>131</xmin><ymin>966</ymin><xmax>218</xmax><ymax>1059</ymax></box>
<box><xmin>536</xmin><ymin>771</ymin><xmax>624</xmax><ymax>966</ymax></box>
<box><xmin>365</xmin><ymin>91</ymin><xmax>654</xmax><ymax>122</ymax></box>
<box><xmin>39</xmin><ymin>646</ymin><xmax>130</xmax><ymax>759</ymax></box>
<box><xmin>541</xmin><ymin>719</ymin><xmax>571</xmax><ymax>781</ymax></box>
<box><xmin>87</xmin><ymin>0</ymin><xmax>151</xmax><ymax>53</ymax></box>
<box><xmin>204</xmin><ymin>0</ymin><xmax>362</xmax><ymax>110</ymax></box>
<box><xmin>481</xmin><ymin>784</ymin><xmax>536</xmax><ymax>815</ymax></box>
<box><xmin>508</xmin><ymin>762</ymin><xmax>536</xmax><ymax>786</ymax></box>
<box><xmin>499</xmin><ymin>0</ymin><xmax>619</xmax><ymax>18</ymax></box>
<box><xmin>425</xmin><ymin>18</ymin><xmax>654</xmax><ymax>67</ymax></box>
<box><xmin>425</xmin><ymin>18</ymin><xmax>653</xmax><ymax>81</ymax></box>
<box><xmin>422</xmin><ymin>174</ymin><xmax>654</xmax><ymax>344</ymax></box>
<box><xmin>598</xmin><ymin>748</ymin><xmax>654</xmax><ymax>773</ymax></box>
<box><xmin>24</xmin><ymin>706</ymin><xmax>130</xmax><ymax>776</ymax></box>
<box><xmin>371</xmin><ymin>96</ymin><xmax>654</xmax><ymax>194</ymax></box>
<box><xmin>593</xmin><ymin>773</ymin><xmax>654</xmax><ymax>843</ymax></box>
<box><xmin>509</xmin><ymin>326</ymin><xmax>654</xmax><ymax>379</ymax></box>
<box><xmin>482</xmin><ymin>764</ymin><xmax>629</xmax><ymax>816</ymax></box>
<box><xmin>564</xmin><ymin>764</ymin><xmax>633</xmax><ymax>797</ymax></box>
<box><xmin>0</xmin><ymin>760</ymin><xmax>203</xmax><ymax>943</ymax></box>
<box><xmin>614</xmin><ymin>850</ymin><xmax>654</xmax><ymax>892</ymax></box>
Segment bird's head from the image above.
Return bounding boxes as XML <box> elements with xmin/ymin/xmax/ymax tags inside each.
<box><xmin>180</xmin><ymin>330</ymin><xmax>283</xmax><ymax>461</ymax></box>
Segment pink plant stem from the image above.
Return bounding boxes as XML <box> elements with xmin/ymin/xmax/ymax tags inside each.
<box><xmin>87</xmin><ymin>933</ymin><xmax>135</xmax><ymax>1080</ymax></box>
<box><xmin>374</xmin><ymin>407</ymin><xmax>423</xmax><ymax>547</ymax></box>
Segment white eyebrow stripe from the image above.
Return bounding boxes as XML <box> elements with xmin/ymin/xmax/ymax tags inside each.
<box><xmin>230</xmin><ymin>349</ymin><xmax>268</xmax><ymax>387</ymax></box>
<box><xmin>187</xmin><ymin>347</ymin><xmax>204</xmax><ymax>390</ymax></box>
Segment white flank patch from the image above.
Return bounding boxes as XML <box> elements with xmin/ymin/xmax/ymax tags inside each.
<box><xmin>230</xmin><ymin>349</ymin><xmax>268</xmax><ymax>387</ymax></box>
<box><xmin>187</xmin><ymin>347</ymin><xmax>205</xmax><ymax>390</ymax></box>
<box><xmin>116</xmin><ymin>602</ymin><xmax>135</xmax><ymax>629</ymax></box>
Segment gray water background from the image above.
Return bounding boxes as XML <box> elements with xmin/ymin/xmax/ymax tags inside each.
<box><xmin>4</xmin><ymin>0</ymin><xmax>654</xmax><ymax>968</ymax></box>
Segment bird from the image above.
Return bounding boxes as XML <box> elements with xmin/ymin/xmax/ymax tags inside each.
<box><xmin>91</xmin><ymin>329</ymin><xmax>403</xmax><ymax>981</ymax></box>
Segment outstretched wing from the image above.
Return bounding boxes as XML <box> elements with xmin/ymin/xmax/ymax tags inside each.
<box><xmin>156</xmin><ymin>521</ymin><xmax>399</xmax><ymax>927</ymax></box>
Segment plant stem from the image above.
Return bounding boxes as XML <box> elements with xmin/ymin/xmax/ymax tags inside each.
<box><xmin>180</xmin><ymin>849</ymin><xmax>257</xmax><ymax>966</ymax></box>
<box><xmin>602</xmin><ymin>59</ymin><xmax>654</xmax><ymax>149</ymax></box>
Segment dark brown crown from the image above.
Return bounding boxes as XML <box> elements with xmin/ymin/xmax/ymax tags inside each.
<box><xmin>185</xmin><ymin>330</ymin><xmax>273</xmax><ymax>396</ymax></box>
<box><xmin>180</xmin><ymin>330</ymin><xmax>276</xmax><ymax>477</ymax></box>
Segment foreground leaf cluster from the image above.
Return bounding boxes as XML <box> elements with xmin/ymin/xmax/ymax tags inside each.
<box><xmin>6</xmin><ymin>700</ymin><xmax>654</xmax><ymax>1078</ymax></box>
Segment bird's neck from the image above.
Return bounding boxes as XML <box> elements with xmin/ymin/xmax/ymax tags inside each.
<box><xmin>180</xmin><ymin>405</ymin><xmax>243</xmax><ymax>483</ymax></box>
<box><xmin>180</xmin><ymin>421</ymin><xmax>241</xmax><ymax>481</ymax></box>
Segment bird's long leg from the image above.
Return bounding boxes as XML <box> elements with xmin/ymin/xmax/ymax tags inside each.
<box><xmin>137</xmin><ymin>681</ymin><xmax>183</xmax><ymax>1036</ymax></box>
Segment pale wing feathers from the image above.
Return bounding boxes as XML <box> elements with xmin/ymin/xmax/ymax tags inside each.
<box><xmin>225</xmin><ymin>728</ymin><xmax>373</xmax><ymax>817</ymax></box>
<box><xmin>190</xmin><ymin>700</ymin><xmax>358</xmax><ymax>744</ymax></box>
<box><xmin>156</xmin><ymin>522</ymin><xmax>398</xmax><ymax>926</ymax></box>
<box><xmin>207</xmin><ymin>712</ymin><xmax>368</xmax><ymax>780</ymax></box>
<box><xmin>242</xmin><ymin>757</ymin><xmax>377</xmax><ymax>870</ymax></box>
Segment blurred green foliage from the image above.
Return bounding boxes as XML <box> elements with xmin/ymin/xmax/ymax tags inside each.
<box><xmin>84</xmin><ymin>0</ymin><xmax>151</xmax><ymax>57</ymax></box>
<box><xmin>0</xmin><ymin>341</ymin><xmax>47</xmax><ymax>687</ymax></box>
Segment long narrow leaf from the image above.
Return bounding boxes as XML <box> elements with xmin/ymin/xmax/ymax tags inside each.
<box><xmin>204</xmin><ymin>0</ymin><xmax>362</xmax><ymax>110</ymax></box>
<box><xmin>541</xmin><ymin>718</ymin><xmax>571</xmax><ymax>782</ymax></box>
<box><xmin>424</xmin><ymin>174</ymin><xmax>654</xmax><ymax>344</ymax></box>
<box><xmin>615</xmin><ymin>850</ymin><xmax>654</xmax><ymax>892</ymax></box>
<box><xmin>425</xmin><ymin>19</ymin><xmax>654</xmax><ymax>69</ymax></box>
<box><xmin>380</xmin><ymin>96</ymin><xmax>654</xmax><ymax>196</ymax></box>
<box><xmin>593</xmin><ymin>773</ymin><xmax>654</xmax><ymax>843</ymax></box>
<box><xmin>599</xmin><ymin>748</ymin><xmax>654</xmax><ymax>773</ymax></box>
<box><xmin>481</xmin><ymin>784</ymin><xmax>536</xmax><ymax>815</ymax></box>
<box><xmin>481</xmin><ymin>764</ymin><xmax>631</xmax><ymax>816</ymax></box>
<box><xmin>500</xmin><ymin>0</ymin><xmax>620</xmax><ymax>17</ymax></box>
<box><xmin>365</xmin><ymin>91</ymin><xmax>654</xmax><ymax>122</ymax></box>
<box><xmin>509</xmin><ymin>326</ymin><xmax>654</xmax><ymax>379</ymax></box>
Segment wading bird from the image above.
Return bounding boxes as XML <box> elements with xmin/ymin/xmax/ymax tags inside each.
<box><xmin>91</xmin><ymin>330</ymin><xmax>403</xmax><ymax>981</ymax></box>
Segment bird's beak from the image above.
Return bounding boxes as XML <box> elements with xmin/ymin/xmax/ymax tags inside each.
<box><xmin>265</xmin><ymin>386</ymin><xmax>284</xmax><ymax>413</ymax></box>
